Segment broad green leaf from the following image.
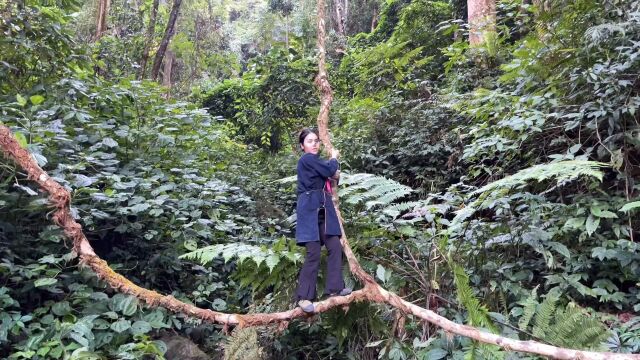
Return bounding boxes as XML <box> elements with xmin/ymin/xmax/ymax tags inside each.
<box><xmin>548</xmin><ymin>242</ymin><xmax>570</xmax><ymax>259</ymax></box>
<box><xmin>52</xmin><ymin>301</ymin><xmax>71</xmax><ymax>316</ymax></box>
<box><xmin>110</xmin><ymin>319</ymin><xmax>131</xmax><ymax>333</ymax></box>
<box><xmin>34</xmin><ymin>278</ymin><xmax>58</xmax><ymax>287</ymax></box>
<box><xmin>102</xmin><ymin>137</ymin><xmax>118</xmax><ymax>147</ymax></box>
<box><xmin>590</xmin><ymin>206</ymin><xmax>617</xmax><ymax>218</ymax></box>
<box><xmin>130</xmin><ymin>320</ymin><xmax>152</xmax><ymax>335</ymax></box>
<box><xmin>118</xmin><ymin>296</ymin><xmax>138</xmax><ymax>316</ymax></box>
<box><xmin>89</xmin><ymin>292</ymin><xmax>109</xmax><ymax>301</ymax></box>
<box><xmin>69</xmin><ymin>332</ymin><xmax>89</xmax><ymax>347</ymax></box>
<box><xmin>129</xmin><ymin>203</ymin><xmax>150</xmax><ymax>213</ymax></box>
<box><xmin>620</xmin><ymin>201</ymin><xmax>640</xmax><ymax>212</ymax></box>
<box><xmin>563</xmin><ymin>217</ymin><xmax>585</xmax><ymax>230</ymax></box>
<box><xmin>585</xmin><ymin>215</ymin><xmax>600</xmax><ymax>236</ymax></box>
<box><xmin>376</xmin><ymin>264</ymin><xmax>387</xmax><ymax>283</ymax></box>
<box><xmin>425</xmin><ymin>348</ymin><xmax>448</xmax><ymax>360</ymax></box>
<box><xmin>184</xmin><ymin>239</ymin><xmax>197</xmax><ymax>251</ymax></box>
<box><xmin>92</xmin><ymin>319</ymin><xmax>110</xmax><ymax>330</ymax></box>
<box><xmin>29</xmin><ymin>95</ymin><xmax>44</xmax><ymax>105</ymax></box>
<box><xmin>69</xmin><ymin>347</ymin><xmax>101</xmax><ymax>360</ymax></box>
<box><xmin>16</xmin><ymin>94</ymin><xmax>27</xmax><ymax>106</ymax></box>
<box><xmin>14</xmin><ymin>132</ymin><xmax>28</xmax><ymax>148</ymax></box>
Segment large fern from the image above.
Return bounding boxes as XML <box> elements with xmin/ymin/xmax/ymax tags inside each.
<box><xmin>279</xmin><ymin>172</ymin><xmax>418</xmax><ymax>219</ymax></box>
<box><xmin>517</xmin><ymin>287</ymin><xmax>610</xmax><ymax>350</ymax></box>
<box><xmin>180</xmin><ymin>241</ymin><xmax>303</xmax><ymax>294</ymax></box>
<box><xmin>452</xmin><ymin>264</ymin><xmax>505</xmax><ymax>360</ymax></box>
<box><xmin>472</xmin><ymin>160</ymin><xmax>606</xmax><ymax>197</ymax></box>
<box><xmin>180</xmin><ymin>242</ymin><xmax>302</xmax><ymax>271</ymax></box>
<box><xmin>517</xmin><ymin>286</ymin><xmax>539</xmax><ymax>331</ymax></box>
<box><xmin>224</xmin><ymin>327</ymin><xmax>263</xmax><ymax>360</ymax></box>
<box><xmin>451</xmin><ymin>161</ymin><xmax>607</xmax><ymax>227</ymax></box>
<box><xmin>452</xmin><ymin>264</ymin><xmax>499</xmax><ymax>333</ymax></box>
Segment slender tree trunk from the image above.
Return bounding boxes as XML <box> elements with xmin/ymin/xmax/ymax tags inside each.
<box><xmin>467</xmin><ymin>0</ymin><xmax>495</xmax><ymax>46</ymax></box>
<box><xmin>370</xmin><ymin>5</ymin><xmax>378</xmax><ymax>32</ymax></box>
<box><xmin>162</xmin><ymin>50</ymin><xmax>174</xmax><ymax>98</ymax></box>
<box><xmin>333</xmin><ymin>0</ymin><xmax>345</xmax><ymax>36</ymax></box>
<box><xmin>94</xmin><ymin>0</ymin><xmax>111</xmax><ymax>40</ymax></box>
<box><xmin>343</xmin><ymin>0</ymin><xmax>348</xmax><ymax>33</ymax></box>
<box><xmin>207</xmin><ymin>0</ymin><xmax>213</xmax><ymax>19</ymax></box>
<box><xmin>285</xmin><ymin>15</ymin><xmax>289</xmax><ymax>49</ymax></box>
<box><xmin>191</xmin><ymin>15</ymin><xmax>201</xmax><ymax>81</ymax></box>
<box><xmin>139</xmin><ymin>0</ymin><xmax>159</xmax><ymax>80</ymax></box>
<box><xmin>151</xmin><ymin>0</ymin><xmax>183</xmax><ymax>81</ymax></box>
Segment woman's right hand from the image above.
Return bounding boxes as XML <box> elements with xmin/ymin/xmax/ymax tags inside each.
<box><xmin>330</xmin><ymin>148</ymin><xmax>340</xmax><ymax>159</ymax></box>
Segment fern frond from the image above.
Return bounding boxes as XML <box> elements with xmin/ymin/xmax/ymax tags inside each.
<box><xmin>532</xmin><ymin>291</ymin><xmax>559</xmax><ymax>339</ymax></box>
<box><xmin>518</xmin><ymin>286</ymin><xmax>539</xmax><ymax>331</ymax></box>
<box><xmin>519</xmin><ymin>290</ymin><xmax>610</xmax><ymax>349</ymax></box>
<box><xmin>179</xmin><ymin>242</ymin><xmax>302</xmax><ymax>271</ymax></box>
<box><xmin>382</xmin><ymin>201</ymin><xmax>424</xmax><ymax>218</ymax></box>
<box><xmin>453</xmin><ymin>264</ymin><xmax>498</xmax><ymax>333</ymax></box>
<box><xmin>224</xmin><ymin>327</ymin><xmax>263</xmax><ymax>360</ymax></box>
<box><xmin>549</xmin><ymin>304</ymin><xmax>584</xmax><ymax>346</ymax></box>
<box><xmin>551</xmin><ymin>303</ymin><xmax>609</xmax><ymax>350</ymax></box>
<box><xmin>340</xmin><ymin>173</ymin><xmax>413</xmax><ymax>208</ymax></box>
<box><xmin>276</xmin><ymin>175</ymin><xmax>297</xmax><ymax>183</ymax></box>
<box><xmin>472</xmin><ymin>160</ymin><xmax>606</xmax><ymax>197</ymax></box>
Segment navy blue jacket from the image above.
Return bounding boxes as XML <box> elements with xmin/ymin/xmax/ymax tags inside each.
<box><xmin>295</xmin><ymin>153</ymin><xmax>341</xmax><ymax>244</ymax></box>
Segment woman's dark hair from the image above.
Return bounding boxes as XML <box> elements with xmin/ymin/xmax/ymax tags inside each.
<box><xmin>299</xmin><ymin>128</ymin><xmax>319</xmax><ymax>145</ymax></box>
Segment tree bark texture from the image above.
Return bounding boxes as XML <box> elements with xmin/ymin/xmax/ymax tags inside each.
<box><xmin>162</xmin><ymin>50</ymin><xmax>174</xmax><ymax>86</ymax></box>
<box><xmin>162</xmin><ymin>50</ymin><xmax>174</xmax><ymax>98</ymax></box>
<box><xmin>151</xmin><ymin>0</ymin><xmax>183</xmax><ymax>81</ymax></box>
<box><xmin>333</xmin><ymin>0</ymin><xmax>346</xmax><ymax>36</ymax></box>
<box><xmin>139</xmin><ymin>0</ymin><xmax>159</xmax><ymax>80</ymax></box>
<box><xmin>467</xmin><ymin>0</ymin><xmax>495</xmax><ymax>46</ymax></box>
<box><xmin>94</xmin><ymin>0</ymin><xmax>111</xmax><ymax>41</ymax></box>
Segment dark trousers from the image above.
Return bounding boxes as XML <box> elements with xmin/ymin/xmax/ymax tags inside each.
<box><xmin>295</xmin><ymin>210</ymin><xmax>345</xmax><ymax>301</ymax></box>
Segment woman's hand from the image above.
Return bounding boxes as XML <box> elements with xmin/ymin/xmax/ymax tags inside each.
<box><xmin>330</xmin><ymin>148</ymin><xmax>340</xmax><ymax>159</ymax></box>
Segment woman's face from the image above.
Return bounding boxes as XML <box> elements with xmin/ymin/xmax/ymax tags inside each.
<box><xmin>301</xmin><ymin>132</ymin><xmax>320</xmax><ymax>154</ymax></box>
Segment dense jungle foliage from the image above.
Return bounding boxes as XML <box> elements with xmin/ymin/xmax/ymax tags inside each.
<box><xmin>1</xmin><ymin>0</ymin><xmax>639</xmax><ymax>359</ymax></box>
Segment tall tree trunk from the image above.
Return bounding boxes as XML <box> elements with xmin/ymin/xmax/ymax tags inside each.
<box><xmin>370</xmin><ymin>4</ymin><xmax>378</xmax><ymax>32</ymax></box>
<box><xmin>285</xmin><ymin>15</ymin><xmax>289</xmax><ymax>49</ymax></box>
<box><xmin>94</xmin><ymin>0</ymin><xmax>111</xmax><ymax>40</ymax></box>
<box><xmin>467</xmin><ymin>0</ymin><xmax>495</xmax><ymax>46</ymax></box>
<box><xmin>162</xmin><ymin>50</ymin><xmax>174</xmax><ymax>98</ymax></box>
<box><xmin>207</xmin><ymin>0</ymin><xmax>213</xmax><ymax>19</ymax></box>
<box><xmin>190</xmin><ymin>15</ymin><xmax>202</xmax><ymax>81</ymax></box>
<box><xmin>151</xmin><ymin>0</ymin><xmax>183</xmax><ymax>81</ymax></box>
<box><xmin>139</xmin><ymin>0</ymin><xmax>159</xmax><ymax>80</ymax></box>
<box><xmin>333</xmin><ymin>0</ymin><xmax>345</xmax><ymax>36</ymax></box>
<box><xmin>343</xmin><ymin>0</ymin><xmax>348</xmax><ymax>33</ymax></box>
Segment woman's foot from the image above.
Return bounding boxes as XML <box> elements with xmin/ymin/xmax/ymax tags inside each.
<box><xmin>328</xmin><ymin>288</ymin><xmax>352</xmax><ymax>297</ymax></box>
<box><xmin>297</xmin><ymin>300</ymin><xmax>315</xmax><ymax>313</ymax></box>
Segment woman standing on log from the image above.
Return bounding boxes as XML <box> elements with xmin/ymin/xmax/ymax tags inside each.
<box><xmin>295</xmin><ymin>128</ymin><xmax>351</xmax><ymax>313</ymax></box>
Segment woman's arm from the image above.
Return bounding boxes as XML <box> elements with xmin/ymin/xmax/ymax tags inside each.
<box><xmin>302</xmin><ymin>153</ymin><xmax>339</xmax><ymax>178</ymax></box>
